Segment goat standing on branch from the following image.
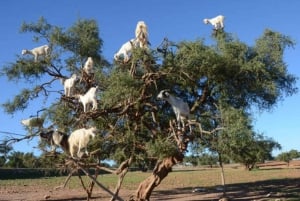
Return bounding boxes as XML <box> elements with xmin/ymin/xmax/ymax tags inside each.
<box><xmin>68</xmin><ymin>127</ymin><xmax>97</xmax><ymax>158</ymax></box>
<box><xmin>21</xmin><ymin>117</ymin><xmax>44</xmax><ymax>132</ymax></box>
<box><xmin>83</xmin><ymin>57</ymin><xmax>94</xmax><ymax>75</ymax></box>
<box><xmin>21</xmin><ymin>45</ymin><xmax>50</xmax><ymax>62</ymax></box>
<box><xmin>62</xmin><ymin>74</ymin><xmax>78</xmax><ymax>97</ymax></box>
<box><xmin>76</xmin><ymin>86</ymin><xmax>98</xmax><ymax>112</ymax></box>
<box><xmin>157</xmin><ymin>90</ymin><xmax>191</xmax><ymax>131</ymax></box>
<box><xmin>114</xmin><ymin>21</ymin><xmax>149</xmax><ymax>63</ymax></box>
<box><xmin>39</xmin><ymin>129</ymin><xmax>69</xmax><ymax>153</ymax></box>
<box><xmin>114</xmin><ymin>39</ymin><xmax>138</xmax><ymax>63</ymax></box>
<box><xmin>135</xmin><ymin>21</ymin><xmax>149</xmax><ymax>49</ymax></box>
<box><xmin>203</xmin><ymin>15</ymin><xmax>225</xmax><ymax>30</ymax></box>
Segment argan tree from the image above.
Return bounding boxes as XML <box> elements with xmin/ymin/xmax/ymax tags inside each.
<box><xmin>1</xmin><ymin>17</ymin><xmax>297</xmax><ymax>200</ymax></box>
<box><xmin>276</xmin><ymin>149</ymin><xmax>300</xmax><ymax>166</ymax></box>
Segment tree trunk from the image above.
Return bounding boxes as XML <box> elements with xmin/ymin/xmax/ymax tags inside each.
<box><xmin>131</xmin><ymin>152</ymin><xmax>184</xmax><ymax>201</ymax></box>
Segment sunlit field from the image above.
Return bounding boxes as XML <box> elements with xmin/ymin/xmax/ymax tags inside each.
<box><xmin>1</xmin><ymin>162</ymin><xmax>300</xmax><ymax>201</ymax></box>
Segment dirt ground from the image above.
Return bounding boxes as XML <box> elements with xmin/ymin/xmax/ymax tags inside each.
<box><xmin>1</xmin><ymin>178</ymin><xmax>300</xmax><ymax>201</ymax></box>
<box><xmin>1</xmin><ymin>162</ymin><xmax>300</xmax><ymax>201</ymax></box>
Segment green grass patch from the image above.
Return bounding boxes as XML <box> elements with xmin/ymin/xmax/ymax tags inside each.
<box><xmin>0</xmin><ymin>167</ymin><xmax>299</xmax><ymax>191</ymax></box>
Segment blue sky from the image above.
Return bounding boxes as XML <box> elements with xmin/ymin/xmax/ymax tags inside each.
<box><xmin>0</xmin><ymin>0</ymin><xmax>299</xmax><ymax>156</ymax></box>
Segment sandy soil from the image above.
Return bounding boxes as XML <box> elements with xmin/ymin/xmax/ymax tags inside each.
<box><xmin>1</xmin><ymin>178</ymin><xmax>299</xmax><ymax>201</ymax></box>
<box><xmin>1</xmin><ymin>162</ymin><xmax>300</xmax><ymax>201</ymax></box>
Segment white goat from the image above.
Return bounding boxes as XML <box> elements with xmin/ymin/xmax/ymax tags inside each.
<box><xmin>40</xmin><ymin>129</ymin><xmax>69</xmax><ymax>153</ymax></box>
<box><xmin>114</xmin><ymin>39</ymin><xmax>138</xmax><ymax>63</ymax></box>
<box><xmin>63</xmin><ymin>74</ymin><xmax>78</xmax><ymax>97</ymax></box>
<box><xmin>157</xmin><ymin>90</ymin><xmax>190</xmax><ymax>130</ymax></box>
<box><xmin>83</xmin><ymin>57</ymin><xmax>94</xmax><ymax>75</ymax></box>
<box><xmin>21</xmin><ymin>117</ymin><xmax>44</xmax><ymax>131</ymax></box>
<box><xmin>77</xmin><ymin>86</ymin><xmax>98</xmax><ymax>112</ymax></box>
<box><xmin>135</xmin><ymin>21</ymin><xmax>149</xmax><ymax>49</ymax></box>
<box><xmin>203</xmin><ymin>15</ymin><xmax>225</xmax><ymax>30</ymax></box>
<box><xmin>68</xmin><ymin>127</ymin><xmax>97</xmax><ymax>158</ymax></box>
<box><xmin>21</xmin><ymin>45</ymin><xmax>50</xmax><ymax>62</ymax></box>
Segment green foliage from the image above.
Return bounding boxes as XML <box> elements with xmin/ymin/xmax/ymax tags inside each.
<box><xmin>47</xmin><ymin>102</ymin><xmax>76</xmax><ymax>132</ymax></box>
<box><xmin>193</xmin><ymin>105</ymin><xmax>282</xmax><ymax>170</ymax></box>
<box><xmin>0</xmin><ymin>16</ymin><xmax>298</xmax><ymax>172</ymax></box>
<box><xmin>205</xmin><ymin>31</ymin><xmax>296</xmax><ymax>110</ymax></box>
<box><xmin>37</xmin><ymin>152</ymin><xmax>68</xmax><ymax>168</ymax></box>
<box><xmin>20</xmin><ymin>17</ymin><xmax>52</xmax><ymax>41</ymax></box>
<box><xmin>146</xmin><ymin>137</ymin><xmax>179</xmax><ymax>159</ymax></box>
<box><xmin>287</xmin><ymin>149</ymin><xmax>300</xmax><ymax>159</ymax></box>
<box><xmin>198</xmin><ymin>153</ymin><xmax>219</xmax><ymax>166</ymax></box>
<box><xmin>2</xmin><ymin>89</ymin><xmax>32</xmax><ymax>114</ymax></box>
<box><xmin>0</xmin><ymin>142</ymin><xmax>12</xmax><ymax>167</ymax></box>
<box><xmin>276</xmin><ymin>152</ymin><xmax>292</xmax><ymax>165</ymax></box>
<box><xmin>5</xmin><ymin>151</ymin><xmax>39</xmax><ymax>168</ymax></box>
<box><xmin>2</xmin><ymin>58</ymin><xmax>48</xmax><ymax>82</ymax></box>
<box><xmin>184</xmin><ymin>153</ymin><xmax>219</xmax><ymax>166</ymax></box>
<box><xmin>276</xmin><ymin>149</ymin><xmax>300</xmax><ymax>165</ymax></box>
<box><xmin>101</xmin><ymin>70</ymin><xmax>143</xmax><ymax>108</ymax></box>
<box><xmin>51</xmin><ymin>18</ymin><xmax>103</xmax><ymax>62</ymax></box>
<box><xmin>0</xmin><ymin>156</ymin><xmax>6</xmax><ymax>167</ymax></box>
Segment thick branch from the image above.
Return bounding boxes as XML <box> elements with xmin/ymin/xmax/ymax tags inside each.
<box><xmin>54</xmin><ymin>169</ymin><xmax>77</xmax><ymax>190</ymax></box>
<box><xmin>110</xmin><ymin>157</ymin><xmax>133</xmax><ymax>201</ymax></box>
<box><xmin>76</xmin><ymin>162</ymin><xmax>123</xmax><ymax>200</ymax></box>
<box><xmin>190</xmin><ymin>84</ymin><xmax>209</xmax><ymax>112</ymax></box>
<box><xmin>132</xmin><ymin>153</ymin><xmax>184</xmax><ymax>201</ymax></box>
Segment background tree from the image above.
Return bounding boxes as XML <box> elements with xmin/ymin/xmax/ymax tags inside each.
<box><xmin>198</xmin><ymin>153</ymin><xmax>219</xmax><ymax>167</ymax></box>
<box><xmin>212</xmin><ymin>107</ymin><xmax>281</xmax><ymax>170</ymax></box>
<box><xmin>0</xmin><ymin>16</ymin><xmax>298</xmax><ymax>201</ymax></box>
<box><xmin>277</xmin><ymin>152</ymin><xmax>292</xmax><ymax>166</ymax></box>
<box><xmin>276</xmin><ymin>149</ymin><xmax>300</xmax><ymax>166</ymax></box>
<box><xmin>288</xmin><ymin>149</ymin><xmax>300</xmax><ymax>159</ymax></box>
<box><xmin>0</xmin><ymin>141</ymin><xmax>12</xmax><ymax>167</ymax></box>
<box><xmin>5</xmin><ymin>151</ymin><xmax>38</xmax><ymax>168</ymax></box>
<box><xmin>183</xmin><ymin>155</ymin><xmax>199</xmax><ymax>166</ymax></box>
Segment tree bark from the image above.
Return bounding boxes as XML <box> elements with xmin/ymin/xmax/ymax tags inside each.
<box><xmin>110</xmin><ymin>157</ymin><xmax>132</xmax><ymax>201</ymax></box>
<box><xmin>132</xmin><ymin>152</ymin><xmax>184</xmax><ymax>201</ymax></box>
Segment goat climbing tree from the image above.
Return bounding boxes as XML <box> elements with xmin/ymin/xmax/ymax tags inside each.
<box><xmin>1</xmin><ymin>17</ymin><xmax>297</xmax><ymax>200</ymax></box>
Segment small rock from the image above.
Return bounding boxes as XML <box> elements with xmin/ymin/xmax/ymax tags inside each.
<box><xmin>44</xmin><ymin>195</ymin><xmax>50</xmax><ymax>200</ymax></box>
<box><xmin>266</xmin><ymin>192</ymin><xmax>272</xmax><ymax>197</ymax></box>
<box><xmin>192</xmin><ymin>187</ymin><xmax>206</xmax><ymax>192</ymax></box>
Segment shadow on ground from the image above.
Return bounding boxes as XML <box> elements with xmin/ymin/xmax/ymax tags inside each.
<box><xmin>152</xmin><ymin>178</ymin><xmax>300</xmax><ymax>201</ymax></box>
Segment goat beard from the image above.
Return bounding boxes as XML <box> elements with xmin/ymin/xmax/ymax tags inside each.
<box><xmin>136</xmin><ymin>23</ymin><xmax>148</xmax><ymax>39</ymax></box>
<box><xmin>137</xmin><ymin>31</ymin><xmax>147</xmax><ymax>40</ymax></box>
